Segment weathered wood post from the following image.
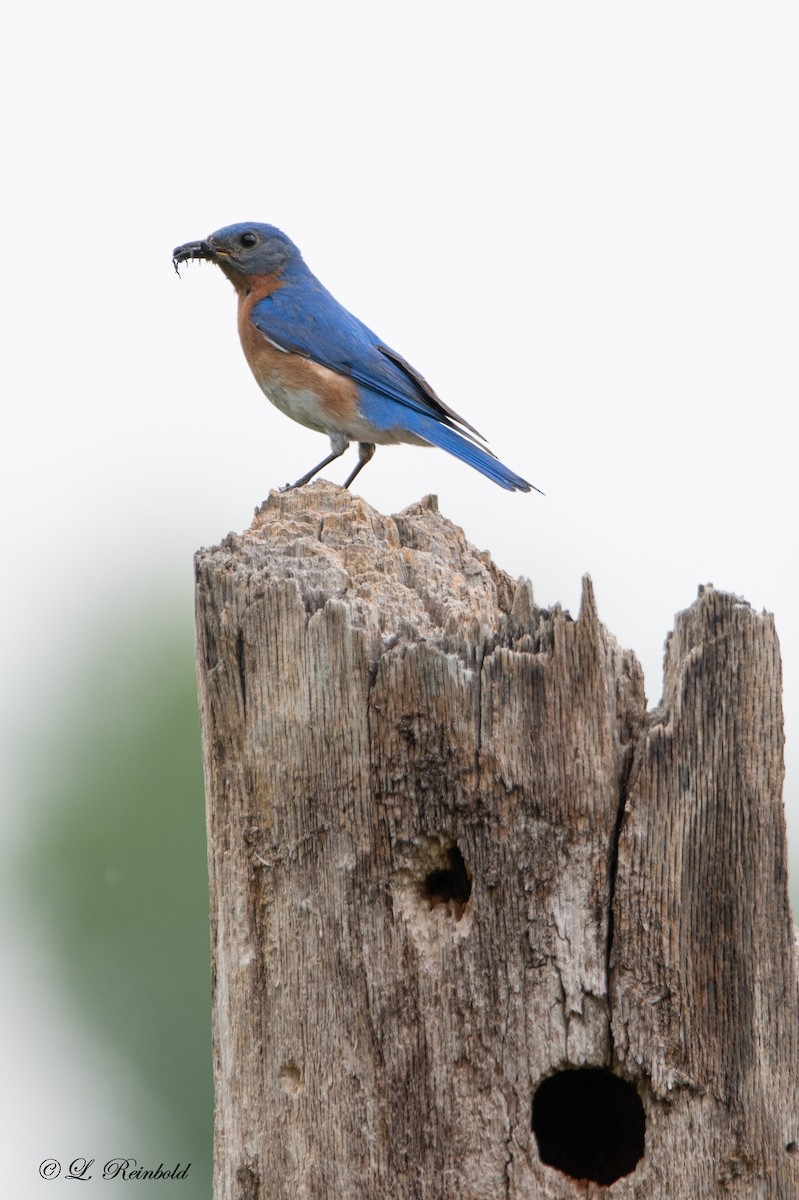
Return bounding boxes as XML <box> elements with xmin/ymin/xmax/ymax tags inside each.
<box><xmin>195</xmin><ymin>482</ymin><xmax>798</xmax><ymax>1199</ymax></box>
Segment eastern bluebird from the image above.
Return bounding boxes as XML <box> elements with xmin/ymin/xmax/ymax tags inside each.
<box><xmin>172</xmin><ymin>223</ymin><xmax>538</xmax><ymax>493</ymax></box>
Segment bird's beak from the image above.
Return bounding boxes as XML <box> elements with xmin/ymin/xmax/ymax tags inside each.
<box><xmin>172</xmin><ymin>239</ymin><xmax>216</xmax><ymax>275</ymax></box>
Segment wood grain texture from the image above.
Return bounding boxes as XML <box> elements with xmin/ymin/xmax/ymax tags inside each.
<box><xmin>195</xmin><ymin>482</ymin><xmax>798</xmax><ymax>1199</ymax></box>
<box><xmin>610</xmin><ymin>587</ymin><xmax>799</xmax><ymax>1195</ymax></box>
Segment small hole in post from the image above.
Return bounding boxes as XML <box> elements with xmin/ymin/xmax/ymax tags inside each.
<box><xmin>532</xmin><ymin>1068</ymin><xmax>645</xmax><ymax>1185</ymax></box>
<box><xmin>278</xmin><ymin>1062</ymin><xmax>303</xmax><ymax>1095</ymax></box>
<box><xmin>421</xmin><ymin>843</ymin><xmax>471</xmax><ymax>918</ymax></box>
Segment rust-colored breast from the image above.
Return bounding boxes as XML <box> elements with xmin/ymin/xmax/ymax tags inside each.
<box><xmin>236</xmin><ymin>277</ymin><xmax>360</xmax><ymax>428</ymax></box>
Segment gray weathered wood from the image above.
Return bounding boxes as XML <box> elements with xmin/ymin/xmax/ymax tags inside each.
<box><xmin>195</xmin><ymin>481</ymin><xmax>798</xmax><ymax>1199</ymax></box>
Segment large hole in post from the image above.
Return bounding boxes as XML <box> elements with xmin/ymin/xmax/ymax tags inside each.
<box><xmin>532</xmin><ymin>1068</ymin><xmax>645</xmax><ymax>1185</ymax></box>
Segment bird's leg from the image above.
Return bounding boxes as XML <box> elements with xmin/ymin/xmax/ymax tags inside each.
<box><xmin>281</xmin><ymin>435</ymin><xmax>350</xmax><ymax>491</ymax></box>
<box><xmin>342</xmin><ymin>443</ymin><xmax>376</xmax><ymax>490</ymax></box>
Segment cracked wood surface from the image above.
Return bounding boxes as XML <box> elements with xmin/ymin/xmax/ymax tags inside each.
<box><xmin>195</xmin><ymin>482</ymin><xmax>798</xmax><ymax>1199</ymax></box>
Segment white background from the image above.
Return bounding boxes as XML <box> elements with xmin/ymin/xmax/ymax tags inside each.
<box><xmin>2</xmin><ymin>1</ymin><xmax>797</xmax><ymax>1192</ymax></box>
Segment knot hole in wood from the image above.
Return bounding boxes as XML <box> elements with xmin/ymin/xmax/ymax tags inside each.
<box><xmin>532</xmin><ymin>1068</ymin><xmax>645</xmax><ymax>1186</ymax></box>
<box><xmin>420</xmin><ymin>842</ymin><xmax>471</xmax><ymax>919</ymax></box>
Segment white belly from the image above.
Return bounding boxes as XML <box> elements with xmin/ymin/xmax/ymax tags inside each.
<box><xmin>258</xmin><ymin>376</ymin><xmax>430</xmax><ymax>447</ymax></box>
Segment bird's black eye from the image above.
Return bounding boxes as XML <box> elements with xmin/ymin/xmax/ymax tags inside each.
<box><xmin>239</xmin><ymin>231</ymin><xmax>258</xmax><ymax>248</ymax></box>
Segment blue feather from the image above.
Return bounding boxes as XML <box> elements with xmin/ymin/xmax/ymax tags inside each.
<box><xmin>357</xmin><ymin>390</ymin><xmax>532</xmax><ymax>492</ymax></box>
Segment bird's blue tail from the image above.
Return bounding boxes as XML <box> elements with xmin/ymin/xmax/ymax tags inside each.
<box><xmin>398</xmin><ymin>409</ymin><xmax>538</xmax><ymax>493</ymax></box>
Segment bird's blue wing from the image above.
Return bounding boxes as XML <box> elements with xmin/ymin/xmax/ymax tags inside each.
<box><xmin>249</xmin><ymin>272</ymin><xmax>486</xmax><ymax>442</ymax></box>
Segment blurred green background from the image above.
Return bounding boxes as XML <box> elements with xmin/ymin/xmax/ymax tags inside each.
<box><xmin>6</xmin><ymin>603</ymin><xmax>212</xmax><ymax>1197</ymax></box>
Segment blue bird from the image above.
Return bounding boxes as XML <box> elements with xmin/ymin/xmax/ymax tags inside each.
<box><xmin>172</xmin><ymin>223</ymin><xmax>538</xmax><ymax>493</ymax></box>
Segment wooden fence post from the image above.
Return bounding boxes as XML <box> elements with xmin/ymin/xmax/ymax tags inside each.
<box><xmin>194</xmin><ymin>482</ymin><xmax>798</xmax><ymax>1199</ymax></box>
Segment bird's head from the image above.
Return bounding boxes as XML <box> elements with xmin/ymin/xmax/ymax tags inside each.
<box><xmin>172</xmin><ymin>222</ymin><xmax>300</xmax><ymax>286</ymax></box>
